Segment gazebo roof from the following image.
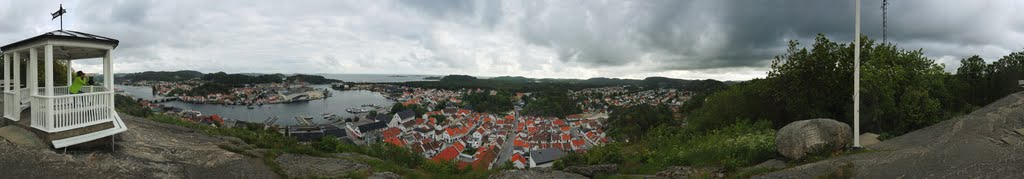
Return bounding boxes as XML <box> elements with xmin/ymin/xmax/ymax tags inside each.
<box><xmin>1</xmin><ymin>30</ymin><xmax>119</xmax><ymax>51</ymax></box>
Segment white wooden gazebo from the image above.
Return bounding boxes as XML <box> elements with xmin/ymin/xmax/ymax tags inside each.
<box><xmin>1</xmin><ymin>30</ymin><xmax>127</xmax><ymax>148</ymax></box>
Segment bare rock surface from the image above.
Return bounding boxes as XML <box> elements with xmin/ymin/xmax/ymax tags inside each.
<box><xmin>368</xmin><ymin>172</ymin><xmax>402</xmax><ymax>179</ymax></box>
<box><xmin>758</xmin><ymin>92</ymin><xmax>1024</xmax><ymax>178</ymax></box>
<box><xmin>274</xmin><ymin>153</ymin><xmax>369</xmax><ymax>178</ymax></box>
<box><xmin>775</xmin><ymin>118</ymin><xmax>851</xmax><ymax>160</ymax></box>
<box><xmin>0</xmin><ymin>125</ymin><xmax>47</xmax><ymax>149</ymax></box>
<box><xmin>490</xmin><ymin>168</ymin><xmax>588</xmax><ymax>179</ymax></box>
<box><xmin>0</xmin><ymin>113</ymin><xmax>279</xmax><ymax>178</ymax></box>
<box><xmin>858</xmin><ymin>133</ymin><xmax>880</xmax><ymax>146</ymax></box>
<box><xmin>655</xmin><ymin>166</ymin><xmax>725</xmax><ymax>179</ymax></box>
<box><xmin>563</xmin><ymin>164</ymin><xmax>619</xmax><ymax>177</ymax></box>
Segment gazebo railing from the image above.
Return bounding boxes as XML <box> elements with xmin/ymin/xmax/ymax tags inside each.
<box><xmin>19</xmin><ymin>88</ymin><xmax>30</xmax><ymax>104</ymax></box>
<box><xmin>3</xmin><ymin>91</ymin><xmax>16</xmax><ymax>120</ymax></box>
<box><xmin>31</xmin><ymin>91</ymin><xmax>115</xmax><ymax>133</ymax></box>
<box><xmin>37</xmin><ymin>86</ymin><xmax>109</xmax><ymax>96</ymax></box>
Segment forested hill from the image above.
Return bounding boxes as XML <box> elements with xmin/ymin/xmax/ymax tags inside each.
<box><xmin>401</xmin><ymin>74</ymin><xmax>728</xmax><ymax>92</ymax></box>
<box><xmin>118</xmin><ymin>71</ymin><xmax>341</xmax><ymax>85</ymax></box>
<box><xmin>118</xmin><ymin>70</ymin><xmax>204</xmax><ymax>82</ymax></box>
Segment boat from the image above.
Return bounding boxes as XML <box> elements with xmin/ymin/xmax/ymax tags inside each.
<box><xmin>346</xmin><ymin>107</ymin><xmax>369</xmax><ymax>113</ymax></box>
<box><xmin>247</xmin><ymin>105</ymin><xmax>255</xmax><ymax>109</ymax></box>
<box><xmin>322</xmin><ymin>112</ymin><xmax>335</xmax><ymax>118</ymax></box>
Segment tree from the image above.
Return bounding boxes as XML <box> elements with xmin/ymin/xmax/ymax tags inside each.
<box><xmin>461</xmin><ymin>91</ymin><xmax>512</xmax><ymax>113</ymax></box>
<box><xmin>390</xmin><ymin>103</ymin><xmax>427</xmax><ymax>116</ymax></box>
<box><xmin>955</xmin><ymin>55</ymin><xmax>990</xmax><ymax>107</ymax></box>
<box><xmin>605</xmin><ymin>104</ymin><xmax>676</xmax><ymax>140</ymax></box>
<box><xmin>521</xmin><ymin>89</ymin><xmax>580</xmax><ymax>118</ymax></box>
<box><xmin>766</xmin><ymin>34</ymin><xmax>961</xmax><ymax>135</ymax></box>
<box><xmin>430</xmin><ymin>114</ymin><xmax>447</xmax><ymax>125</ymax></box>
<box><xmin>986</xmin><ymin>51</ymin><xmax>1024</xmax><ymax>101</ymax></box>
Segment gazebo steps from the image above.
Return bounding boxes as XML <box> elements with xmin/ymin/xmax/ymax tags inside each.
<box><xmin>51</xmin><ymin>115</ymin><xmax>126</xmax><ymax>148</ymax></box>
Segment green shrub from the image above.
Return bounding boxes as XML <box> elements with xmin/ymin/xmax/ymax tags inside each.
<box><xmin>114</xmin><ymin>94</ymin><xmax>153</xmax><ymax>117</ymax></box>
<box><xmin>653</xmin><ymin>120</ymin><xmax>776</xmax><ymax>170</ymax></box>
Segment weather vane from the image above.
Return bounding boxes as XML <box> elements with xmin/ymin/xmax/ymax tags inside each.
<box><xmin>51</xmin><ymin>4</ymin><xmax>67</xmax><ymax>30</ymax></box>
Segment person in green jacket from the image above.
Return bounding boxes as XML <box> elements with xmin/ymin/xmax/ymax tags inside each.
<box><xmin>69</xmin><ymin>71</ymin><xmax>86</xmax><ymax>94</ymax></box>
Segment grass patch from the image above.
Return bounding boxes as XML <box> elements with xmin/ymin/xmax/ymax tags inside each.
<box><xmin>555</xmin><ymin>120</ymin><xmax>778</xmax><ymax>175</ymax></box>
<box><xmin>261</xmin><ymin>151</ymin><xmax>288</xmax><ymax>178</ymax></box>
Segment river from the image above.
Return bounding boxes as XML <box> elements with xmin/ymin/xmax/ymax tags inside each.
<box><xmin>116</xmin><ymin>84</ymin><xmax>395</xmax><ymax>125</ymax></box>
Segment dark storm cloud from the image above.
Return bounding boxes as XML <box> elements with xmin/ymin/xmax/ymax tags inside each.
<box><xmin>512</xmin><ymin>0</ymin><xmax>896</xmax><ymax>70</ymax></box>
<box><xmin>1</xmin><ymin>0</ymin><xmax>1020</xmax><ymax>80</ymax></box>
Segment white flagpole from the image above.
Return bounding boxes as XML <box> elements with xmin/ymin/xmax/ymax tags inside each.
<box><xmin>853</xmin><ymin>0</ymin><xmax>862</xmax><ymax>148</ymax></box>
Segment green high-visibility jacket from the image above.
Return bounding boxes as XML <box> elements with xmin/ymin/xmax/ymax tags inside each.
<box><xmin>69</xmin><ymin>76</ymin><xmax>86</xmax><ymax>94</ymax></box>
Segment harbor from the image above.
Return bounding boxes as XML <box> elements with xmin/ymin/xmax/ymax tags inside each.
<box><xmin>118</xmin><ymin>84</ymin><xmax>396</xmax><ymax>126</ymax></box>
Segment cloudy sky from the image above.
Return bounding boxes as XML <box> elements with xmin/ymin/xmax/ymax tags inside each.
<box><xmin>1</xmin><ymin>0</ymin><xmax>1022</xmax><ymax>81</ymax></box>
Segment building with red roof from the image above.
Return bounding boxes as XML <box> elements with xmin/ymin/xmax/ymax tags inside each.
<box><xmin>384</xmin><ymin>137</ymin><xmax>406</xmax><ymax>147</ymax></box>
<box><xmin>511</xmin><ymin>153</ymin><xmax>528</xmax><ymax>169</ymax></box>
<box><xmin>571</xmin><ymin>139</ymin><xmax>586</xmax><ymax>151</ymax></box>
<box><xmin>382</xmin><ymin>127</ymin><xmax>402</xmax><ymax>138</ymax></box>
<box><xmin>431</xmin><ymin>146</ymin><xmax>461</xmax><ymax>162</ymax></box>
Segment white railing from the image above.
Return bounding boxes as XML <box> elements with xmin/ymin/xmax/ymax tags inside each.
<box><xmin>31</xmin><ymin>91</ymin><xmax>115</xmax><ymax>133</ymax></box>
<box><xmin>18</xmin><ymin>88</ymin><xmax>29</xmax><ymax>105</ymax></box>
<box><xmin>3</xmin><ymin>91</ymin><xmax>17</xmax><ymax>120</ymax></box>
<box><xmin>37</xmin><ymin>86</ymin><xmax>109</xmax><ymax>96</ymax></box>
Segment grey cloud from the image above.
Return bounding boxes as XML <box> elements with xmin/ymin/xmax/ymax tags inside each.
<box><xmin>2</xmin><ymin>0</ymin><xmax>1022</xmax><ymax>80</ymax></box>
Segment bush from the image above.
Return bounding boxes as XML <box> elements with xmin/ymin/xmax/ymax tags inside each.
<box><xmin>653</xmin><ymin>120</ymin><xmax>776</xmax><ymax>170</ymax></box>
<box><xmin>114</xmin><ymin>94</ymin><xmax>153</xmax><ymax>117</ymax></box>
<box><xmin>552</xmin><ymin>143</ymin><xmax>624</xmax><ymax>170</ymax></box>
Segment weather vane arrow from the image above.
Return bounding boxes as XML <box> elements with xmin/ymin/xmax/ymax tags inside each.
<box><xmin>51</xmin><ymin>4</ymin><xmax>67</xmax><ymax>30</ymax></box>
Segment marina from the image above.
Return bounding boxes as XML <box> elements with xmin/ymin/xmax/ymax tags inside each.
<box><xmin>117</xmin><ymin>84</ymin><xmax>395</xmax><ymax>126</ymax></box>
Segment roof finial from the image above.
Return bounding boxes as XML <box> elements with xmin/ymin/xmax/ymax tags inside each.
<box><xmin>51</xmin><ymin>4</ymin><xmax>67</xmax><ymax>31</ymax></box>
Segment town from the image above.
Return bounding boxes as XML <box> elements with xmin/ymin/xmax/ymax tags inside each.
<box><xmin>125</xmin><ymin>79</ymin><xmax>330</xmax><ymax>105</ymax></box>
<box><xmin>128</xmin><ymin>81</ymin><xmax>703</xmax><ymax>171</ymax></box>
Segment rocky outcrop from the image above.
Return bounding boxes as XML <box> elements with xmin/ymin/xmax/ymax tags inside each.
<box><xmin>655</xmin><ymin>166</ymin><xmax>725</xmax><ymax>179</ymax></box>
<box><xmin>0</xmin><ymin>126</ymin><xmax>47</xmax><ymax>149</ymax></box>
<box><xmin>775</xmin><ymin>118</ymin><xmax>851</xmax><ymax>160</ymax></box>
<box><xmin>858</xmin><ymin>132</ymin><xmax>880</xmax><ymax>146</ymax></box>
<box><xmin>275</xmin><ymin>153</ymin><xmax>369</xmax><ymax>178</ymax></box>
<box><xmin>563</xmin><ymin>164</ymin><xmax>618</xmax><ymax>177</ymax></box>
<box><xmin>368</xmin><ymin>172</ymin><xmax>401</xmax><ymax>179</ymax></box>
<box><xmin>490</xmin><ymin>168</ymin><xmax>588</xmax><ymax>179</ymax></box>
<box><xmin>758</xmin><ymin>92</ymin><xmax>1024</xmax><ymax>178</ymax></box>
<box><xmin>0</xmin><ymin>113</ymin><xmax>279</xmax><ymax>178</ymax></box>
<box><xmin>744</xmin><ymin>159</ymin><xmax>786</xmax><ymax>171</ymax></box>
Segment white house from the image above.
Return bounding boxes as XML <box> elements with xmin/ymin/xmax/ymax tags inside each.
<box><xmin>2</xmin><ymin>30</ymin><xmax>127</xmax><ymax>149</ymax></box>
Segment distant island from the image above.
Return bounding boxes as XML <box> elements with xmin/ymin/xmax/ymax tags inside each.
<box><xmin>118</xmin><ymin>71</ymin><xmax>342</xmax><ymax>105</ymax></box>
<box><xmin>423</xmin><ymin>76</ymin><xmax>441</xmax><ymax>80</ymax></box>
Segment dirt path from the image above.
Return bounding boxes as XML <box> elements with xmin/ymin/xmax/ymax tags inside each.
<box><xmin>757</xmin><ymin>92</ymin><xmax>1024</xmax><ymax>178</ymax></box>
<box><xmin>0</xmin><ymin>113</ymin><xmax>279</xmax><ymax>178</ymax></box>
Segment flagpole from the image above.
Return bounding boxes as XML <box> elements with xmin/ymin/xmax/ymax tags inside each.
<box><xmin>853</xmin><ymin>0</ymin><xmax>862</xmax><ymax>148</ymax></box>
<box><xmin>59</xmin><ymin>4</ymin><xmax>63</xmax><ymax>30</ymax></box>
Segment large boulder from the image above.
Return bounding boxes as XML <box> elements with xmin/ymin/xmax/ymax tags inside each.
<box><xmin>775</xmin><ymin>118</ymin><xmax>851</xmax><ymax>160</ymax></box>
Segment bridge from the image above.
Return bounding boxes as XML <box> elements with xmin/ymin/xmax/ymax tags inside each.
<box><xmin>148</xmin><ymin>96</ymin><xmax>178</xmax><ymax>103</ymax></box>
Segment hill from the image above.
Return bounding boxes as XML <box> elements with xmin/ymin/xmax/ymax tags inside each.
<box><xmin>757</xmin><ymin>91</ymin><xmax>1024</xmax><ymax>178</ymax></box>
<box><xmin>119</xmin><ymin>70</ymin><xmax>204</xmax><ymax>82</ymax></box>
<box><xmin>403</xmin><ymin>74</ymin><xmax>726</xmax><ymax>92</ymax></box>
